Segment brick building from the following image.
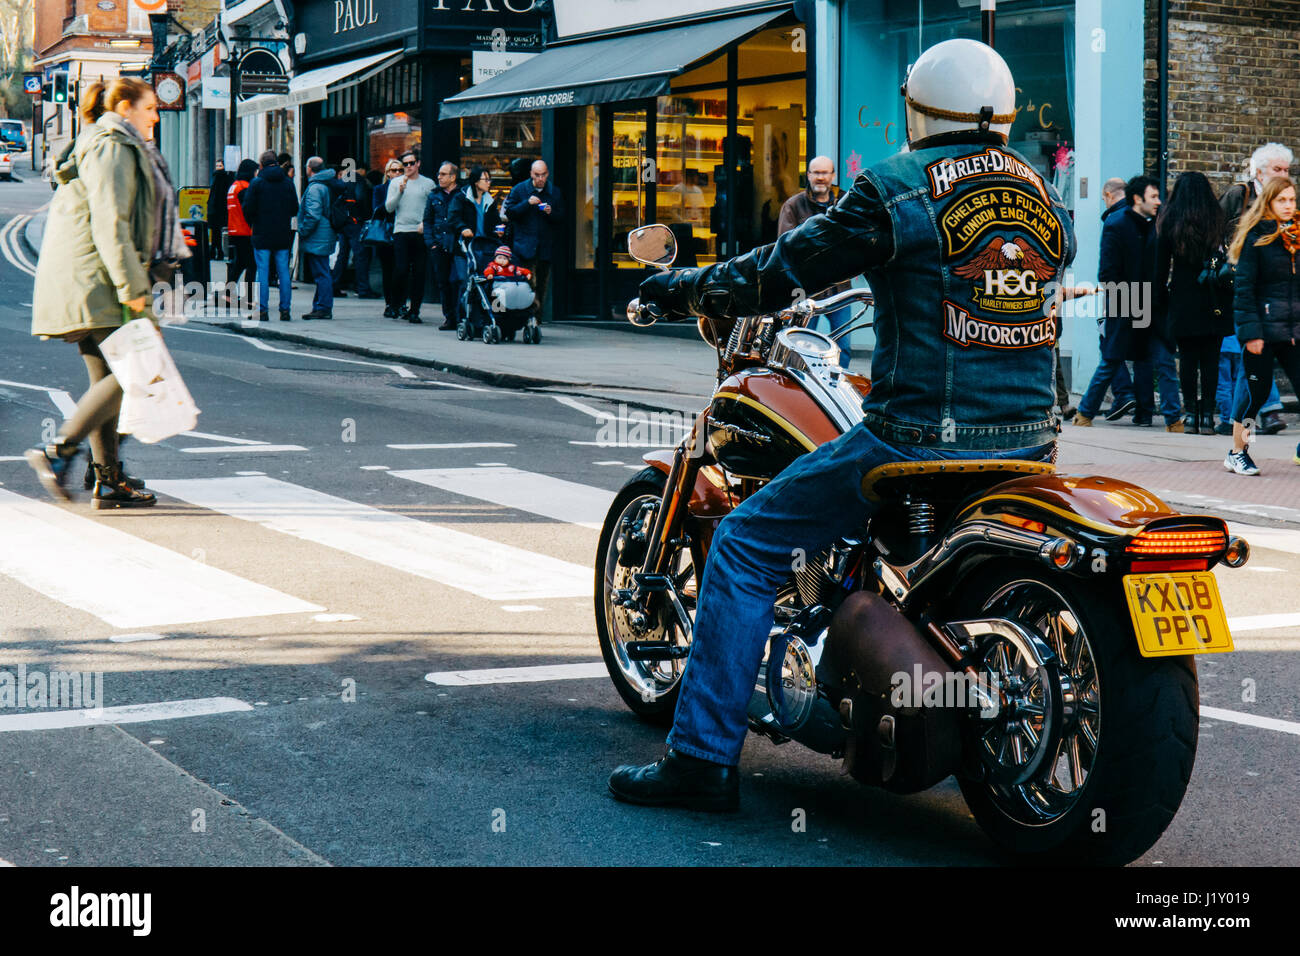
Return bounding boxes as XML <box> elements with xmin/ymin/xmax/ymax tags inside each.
<box><xmin>1145</xmin><ymin>0</ymin><xmax>1300</xmax><ymax>194</ymax></box>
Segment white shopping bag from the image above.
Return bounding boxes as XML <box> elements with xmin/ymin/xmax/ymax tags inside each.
<box><xmin>100</xmin><ymin>318</ymin><xmax>200</xmax><ymax>443</ymax></box>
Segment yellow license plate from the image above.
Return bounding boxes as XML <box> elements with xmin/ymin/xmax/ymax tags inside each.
<box><xmin>1123</xmin><ymin>572</ymin><xmax>1234</xmax><ymax>657</ymax></box>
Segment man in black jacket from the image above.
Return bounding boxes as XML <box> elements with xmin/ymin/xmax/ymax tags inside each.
<box><xmin>423</xmin><ymin>162</ymin><xmax>472</xmax><ymax>330</ymax></box>
<box><xmin>1075</xmin><ymin>175</ymin><xmax>1182</xmax><ymax>429</ymax></box>
<box><xmin>241</xmin><ymin>150</ymin><xmax>299</xmax><ymax>322</ymax></box>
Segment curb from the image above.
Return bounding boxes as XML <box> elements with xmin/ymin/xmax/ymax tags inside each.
<box><xmin>193</xmin><ymin>318</ymin><xmax>704</xmax><ymax>405</ymax></box>
<box><xmin>21</xmin><ymin>207</ymin><xmax>48</xmax><ymax>260</ymax></box>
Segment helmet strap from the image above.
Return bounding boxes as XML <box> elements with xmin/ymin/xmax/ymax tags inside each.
<box><xmin>978</xmin><ymin>105</ymin><xmax>994</xmax><ymax>131</ymax></box>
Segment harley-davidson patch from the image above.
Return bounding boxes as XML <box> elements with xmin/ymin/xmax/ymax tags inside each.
<box><xmin>942</xmin><ymin>300</ymin><xmax>1056</xmax><ymax>350</ymax></box>
<box><xmin>939</xmin><ymin>187</ymin><xmax>1064</xmax><ymax>262</ymax></box>
<box><xmin>952</xmin><ymin>235</ymin><xmax>1058</xmax><ymax>314</ymax></box>
<box><xmin>926</xmin><ymin>148</ymin><xmax>1050</xmax><ymax>202</ymax></box>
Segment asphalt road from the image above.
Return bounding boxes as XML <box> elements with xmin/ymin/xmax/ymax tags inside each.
<box><xmin>1</xmin><ymin>174</ymin><xmax>1298</xmax><ymax>867</ymax></box>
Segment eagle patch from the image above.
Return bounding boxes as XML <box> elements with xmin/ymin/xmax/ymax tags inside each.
<box><xmin>952</xmin><ymin>236</ymin><xmax>1057</xmax><ymax>315</ymax></box>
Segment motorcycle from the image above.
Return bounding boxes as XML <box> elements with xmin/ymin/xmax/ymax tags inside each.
<box><xmin>594</xmin><ymin>224</ymin><xmax>1250</xmax><ymax>865</ymax></box>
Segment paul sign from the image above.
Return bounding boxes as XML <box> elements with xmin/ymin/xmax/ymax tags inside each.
<box><xmin>335</xmin><ymin>0</ymin><xmax>380</xmax><ymax>33</ymax></box>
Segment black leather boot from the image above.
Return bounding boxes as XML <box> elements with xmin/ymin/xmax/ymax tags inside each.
<box><xmin>92</xmin><ymin>463</ymin><xmax>157</xmax><ymax>510</ymax></box>
<box><xmin>85</xmin><ymin>459</ymin><xmax>146</xmax><ymax>490</ymax></box>
<box><xmin>608</xmin><ymin>749</ymin><xmax>739</xmax><ymax>812</ymax></box>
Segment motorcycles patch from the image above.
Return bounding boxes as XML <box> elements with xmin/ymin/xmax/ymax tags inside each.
<box><xmin>952</xmin><ymin>236</ymin><xmax>1057</xmax><ymax>315</ymax></box>
<box><xmin>942</xmin><ymin>300</ymin><xmax>1056</xmax><ymax>350</ymax></box>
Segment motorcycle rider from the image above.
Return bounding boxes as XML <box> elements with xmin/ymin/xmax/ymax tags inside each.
<box><xmin>609</xmin><ymin>39</ymin><xmax>1077</xmax><ymax>810</ymax></box>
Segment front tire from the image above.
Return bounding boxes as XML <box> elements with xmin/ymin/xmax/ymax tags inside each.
<box><xmin>594</xmin><ymin>468</ymin><xmax>695</xmax><ymax>725</ymax></box>
<box><xmin>952</xmin><ymin>561</ymin><xmax>1199</xmax><ymax>865</ymax></box>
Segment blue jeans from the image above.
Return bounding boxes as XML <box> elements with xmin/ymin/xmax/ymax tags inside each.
<box><xmin>305</xmin><ymin>252</ymin><xmax>334</xmax><ymax>313</ymax></box>
<box><xmin>1079</xmin><ymin>355</ymin><xmax>1136</xmax><ymax>419</ymax></box>
<box><xmin>817</xmin><ymin>305</ymin><xmax>854</xmax><ymax>369</ymax></box>
<box><xmin>1133</xmin><ymin>337</ymin><xmax>1183</xmax><ymax>424</ymax></box>
<box><xmin>665</xmin><ymin>422</ymin><xmax>1055</xmax><ymax>765</ymax></box>
<box><xmin>253</xmin><ymin>247</ymin><xmax>291</xmax><ymax>313</ymax></box>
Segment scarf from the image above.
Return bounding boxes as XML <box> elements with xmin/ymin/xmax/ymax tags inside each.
<box><xmin>101</xmin><ymin>112</ymin><xmax>189</xmax><ymax>266</ymax></box>
<box><xmin>1278</xmin><ymin>220</ymin><xmax>1300</xmax><ymax>256</ymax></box>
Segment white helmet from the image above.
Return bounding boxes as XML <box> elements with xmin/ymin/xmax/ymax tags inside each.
<box><xmin>901</xmin><ymin>39</ymin><xmax>1017</xmax><ymax>146</ymax></box>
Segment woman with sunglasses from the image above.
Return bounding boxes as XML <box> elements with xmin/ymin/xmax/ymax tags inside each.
<box><xmin>374</xmin><ymin>158</ymin><xmax>405</xmax><ymax>317</ymax></box>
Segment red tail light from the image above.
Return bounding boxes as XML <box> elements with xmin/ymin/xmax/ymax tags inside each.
<box><xmin>1126</xmin><ymin>526</ymin><xmax>1226</xmax><ymax>557</ymax></box>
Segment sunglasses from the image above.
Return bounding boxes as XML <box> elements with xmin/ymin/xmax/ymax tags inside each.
<box><xmin>403</xmin><ymin>160</ymin><xmax>418</xmax><ymax>167</ymax></box>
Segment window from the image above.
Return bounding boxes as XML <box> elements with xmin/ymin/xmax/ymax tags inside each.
<box><xmin>367</xmin><ymin>111</ymin><xmax>422</xmax><ymax>173</ymax></box>
<box><xmin>575</xmin><ymin>106</ymin><xmax>598</xmax><ymax>269</ymax></box>
<box><xmin>127</xmin><ymin>1</ymin><xmax>150</xmax><ymax>35</ymax></box>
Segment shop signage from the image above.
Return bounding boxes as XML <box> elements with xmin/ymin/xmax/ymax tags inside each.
<box><xmin>22</xmin><ymin>72</ymin><xmax>42</xmax><ymax>95</ymax></box>
<box><xmin>296</xmin><ymin>0</ymin><xmax>419</xmax><ymax>63</ymax></box>
<box><xmin>202</xmin><ymin>77</ymin><xmax>230</xmax><ymax>109</ymax></box>
<box><xmin>471</xmin><ymin>50</ymin><xmax>537</xmax><ymax>85</ymax></box>
<box><xmin>237</xmin><ymin>47</ymin><xmax>288</xmax><ymax>98</ymax></box>
<box><xmin>334</xmin><ymin>0</ymin><xmax>380</xmax><ymax>33</ymax></box>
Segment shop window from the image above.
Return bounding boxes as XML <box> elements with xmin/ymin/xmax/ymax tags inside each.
<box><xmin>611</xmin><ymin>107</ymin><xmax>649</xmax><ymax>269</ymax></box>
<box><xmin>738</xmin><ymin>80</ymin><xmax>806</xmax><ymax>247</ymax></box>
<box><xmin>461</xmin><ymin>112</ymin><xmax>542</xmax><ymax>192</ymax></box>
<box><xmin>575</xmin><ymin>106</ymin><xmax>598</xmax><ymax>270</ymax></box>
<box><xmin>368</xmin><ymin>111</ymin><xmax>422</xmax><ymax>173</ymax></box>
<box><xmin>655</xmin><ymin>90</ymin><xmax>727</xmax><ymax>266</ymax></box>
<box><xmin>738</xmin><ymin>24</ymin><xmax>806</xmax><ymax>80</ymax></box>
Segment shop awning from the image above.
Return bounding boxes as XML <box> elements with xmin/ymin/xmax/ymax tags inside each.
<box><xmin>237</xmin><ymin>48</ymin><xmax>402</xmax><ymax>117</ymax></box>
<box><xmin>439</xmin><ymin>10</ymin><xmax>784</xmax><ymax>119</ymax></box>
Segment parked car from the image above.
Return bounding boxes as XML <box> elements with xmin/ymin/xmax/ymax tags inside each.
<box><xmin>0</xmin><ymin>120</ymin><xmax>26</xmax><ymax>153</ymax></box>
<box><xmin>0</xmin><ymin>151</ymin><xmax>13</xmax><ymax>182</ymax></box>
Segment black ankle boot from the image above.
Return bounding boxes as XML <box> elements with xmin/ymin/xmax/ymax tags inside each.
<box><xmin>1184</xmin><ymin>403</ymin><xmax>1200</xmax><ymax>435</ymax></box>
<box><xmin>85</xmin><ymin>459</ymin><xmax>145</xmax><ymax>490</ymax></box>
<box><xmin>92</xmin><ymin>462</ymin><xmax>157</xmax><ymax>510</ymax></box>
<box><xmin>608</xmin><ymin>749</ymin><xmax>740</xmax><ymax>811</ymax></box>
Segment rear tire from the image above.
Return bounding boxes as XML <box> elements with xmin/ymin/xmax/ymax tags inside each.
<box><xmin>951</xmin><ymin>561</ymin><xmax>1199</xmax><ymax>865</ymax></box>
<box><xmin>594</xmin><ymin>468</ymin><xmax>694</xmax><ymax>725</ymax></box>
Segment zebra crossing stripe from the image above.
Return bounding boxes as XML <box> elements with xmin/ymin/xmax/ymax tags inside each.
<box><xmin>388</xmin><ymin>467</ymin><xmax>616</xmax><ymax>529</ymax></box>
<box><xmin>0</xmin><ymin>489</ymin><xmax>323</xmax><ymax>629</ymax></box>
<box><xmin>148</xmin><ymin>476</ymin><xmax>590</xmax><ymax>601</ymax></box>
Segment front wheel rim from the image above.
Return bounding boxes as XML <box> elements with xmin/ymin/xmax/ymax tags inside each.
<box><xmin>974</xmin><ymin>579</ymin><xmax>1099</xmax><ymax>826</ymax></box>
<box><xmin>601</xmin><ymin>493</ymin><xmax>694</xmax><ymax>702</ymax></box>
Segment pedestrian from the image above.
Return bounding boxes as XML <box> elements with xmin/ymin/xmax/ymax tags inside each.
<box><xmin>278</xmin><ymin>152</ymin><xmax>295</xmax><ymax>186</ymax></box>
<box><xmin>463</xmin><ymin>163</ymin><xmax>506</xmax><ymax>259</ymax></box>
<box><xmin>777</xmin><ymin>155</ymin><xmax>855</xmax><ymax>366</ymax></box>
<box><xmin>423</xmin><ymin>161</ymin><xmax>472</xmax><ymax>330</ymax></box>
<box><xmin>375</xmin><ymin>159</ymin><xmax>404</xmax><ymax>317</ymax></box>
<box><xmin>385</xmin><ymin>149</ymin><xmax>435</xmax><ymax>323</ymax></box>
<box><xmin>224</xmin><ymin>158</ymin><xmax>258</xmax><ymax>309</ymax></box>
<box><xmin>208</xmin><ymin>159</ymin><xmax>233</xmax><ymax>260</ymax></box>
<box><xmin>1223</xmin><ymin>175</ymin><xmax>1300</xmax><ymax>475</ymax></box>
<box><xmin>482</xmin><ymin>245</ymin><xmax>531</xmax><ymax>279</ymax></box>
<box><xmin>504</xmin><ymin>160</ymin><xmax>564</xmax><ymax>323</ymax></box>
<box><xmin>1220</xmin><ymin>142</ymin><xmax>1293</xmax><ymax>436</ymax></box>
<box><xmin>1101</xmin><ymin>176</ymin><xmax>1128</xmax><ymax>221</ymax></box>
<box><xmin>1075</xmin><ymin>175</ymin><xmax>1183</xmax><ymax>430</ymax></box>
<box><xmin>241</xmin><ymin>149</ymin><xmax>298</xmax><ymax>322</ymax></box>
<box><xmin>297</xmin><ymin>155</ymin><xmax>339</xmax><ymax>320</ymax></box>
<box><xmin>1089</xmin><ymin>176</ymin><xmax>1137</xmax><ymax>419</ymax></box>
<box><xmin>353</xmin><ymin>168</ymin><xmax>383</xmax><ymax>300</ymax></box>
<box><xmin>24</xmin><ymin>76</ymin><xmax>183</xmax><ymax>508</ymax></box>
<box><xmin>330</xmin><ymin>163</ymin><xmax>367</xmax><ymax>298</ymax></box>
<box><xmin>1154</xmin><ymin>171</ymin><xmax>1231</xmax><ymax>434</ymax></box>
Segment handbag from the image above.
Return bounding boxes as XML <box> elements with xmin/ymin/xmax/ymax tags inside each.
<box><xmin>360</xmin><ymin>216</ymin><xmax>393</xmax><ymax>247</ymax></box>
<box><xmin>1197</xmin><ymin>246</ymin><xmax>1234</xmax><ymax>316</ymax></box>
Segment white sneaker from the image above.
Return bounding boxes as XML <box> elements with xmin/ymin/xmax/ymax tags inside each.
<box><xmin>1224</xmin><ymin>450</ymin><xmax>1261</xmax><ymax>476</ymax></box>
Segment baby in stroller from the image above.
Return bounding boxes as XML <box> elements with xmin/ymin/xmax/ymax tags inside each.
<box><xmin>458</xmin><ymin>242</ymin><xmax>542</xmax><ymax>344</ymax></box>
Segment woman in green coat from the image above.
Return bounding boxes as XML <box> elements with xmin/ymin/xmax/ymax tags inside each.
<box><xmin>24</xmin><ymin>76</ymin><xmax>186</xmax><ymax>508</ymax></box>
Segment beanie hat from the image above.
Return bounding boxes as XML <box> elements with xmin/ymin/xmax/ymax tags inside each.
<box><xmin>494</xmin><ymin>245</ymin><xmax>513</xmax><ymax>260</ymax></box>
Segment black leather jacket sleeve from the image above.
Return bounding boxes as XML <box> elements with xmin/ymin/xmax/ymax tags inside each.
<box><xmin>664</xmin><ymin>175</ymin><xmax>895</xmax><ymax>320</ymax></box>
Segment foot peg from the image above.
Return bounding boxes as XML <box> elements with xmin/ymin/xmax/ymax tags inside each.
<box><xmin>625</xmin><ymin>642</ymin><xmax>690</xmax><ymax>662</ymax></box>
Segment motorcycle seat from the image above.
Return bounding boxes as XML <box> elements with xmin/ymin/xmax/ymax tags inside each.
<box><xmin>861</xmin><ymin>458</ymin><xmax>1055</xmax><ymax>503</ymax></box>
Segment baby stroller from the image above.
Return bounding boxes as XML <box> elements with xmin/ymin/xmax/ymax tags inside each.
<box><xmin>457</xmin><ymin>238</ymin><xmax>541</xmax><ymax>344</ymax></box>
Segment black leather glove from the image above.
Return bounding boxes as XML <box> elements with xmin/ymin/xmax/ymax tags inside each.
<box><xmin>637</xmin><ymin>269</ymin><xmax>699</xmax><ymax>320</ymax></box>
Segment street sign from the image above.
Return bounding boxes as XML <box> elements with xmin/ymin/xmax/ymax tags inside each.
<box><xmin>237</xmin><ymin>48</ymin><xmax>288</xmax><ymax>99</ymax></box>
<box><xmin>22</xmin><ymin>73</ymin><xmax>42</xmax><ymax>96</ymax></box>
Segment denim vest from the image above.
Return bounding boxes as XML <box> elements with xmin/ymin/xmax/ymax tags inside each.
<box><xmin>859</xmin><ymin>140</ymin><xmax>1076</xmax><ymax>451</ymax></box>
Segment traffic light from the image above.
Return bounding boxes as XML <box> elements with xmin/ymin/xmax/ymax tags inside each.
<box><xmin>53</xmin><ymin>72</ymin><xmax>68</xmax><ymax>104</ymax></box>
<box><xmin>42</xmin><ymin>76</ymin><xmax>52</xmax><ymax>101</ymax></box>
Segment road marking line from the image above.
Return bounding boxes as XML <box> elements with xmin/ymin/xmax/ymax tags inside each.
<box><xmin>593</xmin><ymin>460</ymin><xmax>626</xmax><ymax>466</ymax></box>
<box><xmin>165</xmin><ymin>324</ymin><xmax>416</xmax><ymax>378</ymax></box>
<box><xmin>360</xmin><ymin>465</ymin><xmax>390</xmax><ymax>470</ymax></box>
<box><xmin>0</xmin><ymin>378</ymin><xmax>76</xmax><ymax>418</ymax></box>
<box><xmin>0</xmin><ymin>215</ymin><xmax>37</xmax><ymax>278</ymax></box>
<box><xmin>179</xmin><ymin>444</ymin><xmax>308</xmax><ymax>454</ymax></box>
<box><xmin>1201</xmin><ymin>705</ymin><xmax>1300</xmax><ymax>737</ymax></box>
<box><xmin>181</xmin><ymin>430</ymin><xmax>268</xmax><ymax>445</ymax></box>
<box><xmin>553</xmin><ymin>395</ymin><xmax>614</xmax><ymax>420</ymax></box>
<box><xmin>148</xmin><ymin>476</ymin><xmax>590</xmax><ymax>601</ymax></box>
<box><xmin>389</xmin><ymin>466</ymin><xmax>615</xmax><ymax>529</ymax></box>
<box><xmin>108</xmin><ymin>632</ymin><xmax>167</xmax><ymax>643</ymax></box>
<box><xmin>0</xmin><ymin>697</ymin><xmax>254</xmax><ymax>733</ymax></box>
<box><xmin>0</xmin><ymin>488</ymin><xmax>323</xmax><ymax>628</ymax></box>
<box><xmin>1232</xmin><ymin>637</ymin><xmax>1300</xmax><ymax>651</ymax></box>
<box><xmin>571</xmin><ymin>440</ymin><xmax>675</xmax><ymax>448</ymax></box>
<box><xmin>424</xmin><ymin>662</ymin><xmax>608</xmax><ymax>685</ymax></box>
<box><xmin>0</xmin><ymin>456</ymin><xmax>28</xmax><ymax>462</ymax></box>
<box><xmin>1227</xmin><ymin>612</ymin><xmax>1300</xmax><ymax>633</ymax></box>
<box><xmin>386</xmin><ymin>442</ymin><xmax>516</xmax><ymax>450</ymax></box>
<box><xmin>416</xmin><ymin>380</ymin><xmax>493</xmax><ymax>392</ymax></box>
<box><xmin>1227</xmin><ymin>522</ymin><xmax>1300</xmax><ymax>556</ymax></box>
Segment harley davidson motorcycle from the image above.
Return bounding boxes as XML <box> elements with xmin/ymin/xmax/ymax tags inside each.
<box><xmin>594</xmin><ymin>224</ymin><xmax>1249</xmax><ymax>865</ymax></box>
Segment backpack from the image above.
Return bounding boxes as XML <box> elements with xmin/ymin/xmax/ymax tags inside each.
<box><xmin>326</xmin><ymin>181</ymin><xmax>357</xmax><ymax>232</ymax></box>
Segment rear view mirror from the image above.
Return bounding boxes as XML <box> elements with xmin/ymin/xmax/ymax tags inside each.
<box><xmin>627</xmin><ymin>224</ymin><xmax>677</xmax><ymax>267</ymax></box>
